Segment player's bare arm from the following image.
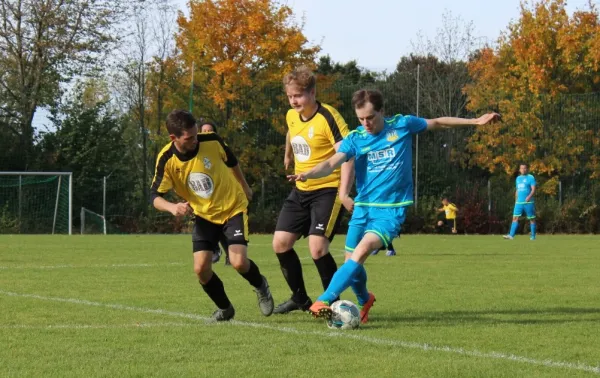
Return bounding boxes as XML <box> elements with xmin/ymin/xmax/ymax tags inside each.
<box><xmin>284</xmin><ymin>131</ymin><xmax>294</xmax><ymax>170</ymax></box>
<box><xmin>287</xmin><ymin>152</ymin><xmax>347</xmax><ymax>182</ymax></box>
<box><xmin>526</xmin><ymin>186</ymin><xmax>536</xmax><ymax>202</ymax></box>
<box><xmin>231</xmin><ymin>164</ymin><xmax>253</xmax><ymax>201</ymax></box>
<box><xmin>153</xmin><ymin>196</ymin><xmax>191</xmax><ymax>217</ymax></box>
<box><xmin>426</xmin><ymin>113</ymin><xmax>501</xmax><ymax>131</ymax></box>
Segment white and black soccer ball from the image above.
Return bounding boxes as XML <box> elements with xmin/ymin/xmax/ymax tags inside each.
<box><xmin>326</xmin><ymin>300</ymin><xmax>360</xmax><ymax>330</ymax></box>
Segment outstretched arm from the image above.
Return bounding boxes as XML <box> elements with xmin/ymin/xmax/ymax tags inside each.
<box><xmin>287</xmin><ymin>152</ymin><xmax>348</xmax><ymax>182</ymax></box>
<box><xmin>231</xmin><ymin>164</ymin><xmax>253</xmax><ymax>201</ymax></box>
<box><xmin>426</xmin><ymin>113</ymin><xmax>501</xmax><ymax>131</ymax></box>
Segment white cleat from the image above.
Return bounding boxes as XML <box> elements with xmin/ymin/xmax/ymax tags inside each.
<box><xmin>503</xmin><ymin>235</ymin><xmax>514</xmax><ymax>240</ymax></box>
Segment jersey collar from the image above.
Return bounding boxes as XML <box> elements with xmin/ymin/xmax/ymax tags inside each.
<box><xmin>171</xmin><ymin>137</ymin><xmax>200</xmax><ymax>162</ymax></box>
<box><xmin>299</xmin><ymin>101</ymin><xmax>321</xmax><ymax>123</ymax></box>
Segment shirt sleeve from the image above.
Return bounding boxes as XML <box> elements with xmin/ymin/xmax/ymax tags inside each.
<box><xmin>150</xmin><ymin>151</ymin><xmax>174</xmax><ymax>203</ymax></box>
<box><xmin>337</xmin><ymin>136</ymin><xmax>356</xmax><ymax>160</ymax></box>
<box><xmin>530</xmin><ymin>175</ymin><xmax>536</xmax><ymax>187</ymax></box>
<box><xmin>322</xmin><ymin>106</ymin><xmax>349</xmax><ymax>145</ymax></box>
<box><xmin>404</xmin><ymin>115</ymin><xmax>428</xmax><ymax>134</ymax></box>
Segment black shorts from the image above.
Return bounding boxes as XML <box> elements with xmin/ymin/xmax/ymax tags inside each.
<box><xmin>192</xmin><ymin>212</ymin><xmax>248</xmax><ymax>252</ymax></box>
<box><xmin>275</xmin><ymin>187</ymin><xmax>344</xmax><ymax>241</ymax></box>
<box><xmin>439</xmin><ymin>218</ymin><xmax>456</xmax><ymax>232</ymax></box>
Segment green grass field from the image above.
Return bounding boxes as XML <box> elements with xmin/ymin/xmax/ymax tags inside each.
<box><xmin>1</xmin><ymin>234</ymin><xmax>599</xmax><ymax>377</ymax></box>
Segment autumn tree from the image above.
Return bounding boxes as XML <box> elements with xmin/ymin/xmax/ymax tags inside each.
<box><xmin>175</xmin><ymin>0</ymin><xmax>319</xmax><ymax>129</ymax></box>
<box><xmin>464</xmin><ymin>0</ymin><xmax>600</xmax><ymax>192</ymax></box>
<box><xmin>0</xmin><ymin>0</ymin><xmax>122</xmax><ymax>169</ymax></box>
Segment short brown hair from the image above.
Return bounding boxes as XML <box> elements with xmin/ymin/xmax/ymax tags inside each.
<box><xmin>283</xmin><ymin>66</ymin><xmax>316</xmax><ymax>92</ymax></box>
<box><xmin>166</xmin><ymin>110</ymin><xmax>196</xmax><ymax>137</ymax></box>
<box><xmin>351</xmin><ymin>89</ymin><xmax>384</xmax><ymax>111</ymax></box>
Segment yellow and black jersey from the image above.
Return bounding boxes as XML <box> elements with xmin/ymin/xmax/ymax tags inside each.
<box><xmin>287</xmin><ymin>102</ymin><xmax>349</xmax><ymax>191</ymax></box>
<box><xmin>443</xmin><ymin>203</ymin><xmax>458</xmax><ymax>219</ymax></box>
<box><xmin>150</xmin><ymin>132</ymin><xmax>247</xmax><ymax>224</ymax></box>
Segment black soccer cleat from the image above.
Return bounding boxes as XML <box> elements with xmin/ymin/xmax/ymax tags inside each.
<box><xmin>212</xmin><ymin>305</ymin><xmax>235</xmax><ymax>321</ymax></box>
<box><xmin>273</xmin><ymin>297</ymin><xmax>313</xmax><ymax>314</ymax></box>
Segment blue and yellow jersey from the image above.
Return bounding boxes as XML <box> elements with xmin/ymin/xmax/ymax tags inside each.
<box><xmin>516</xmin><ymin>174</ymin><xmax>536</xmax><ymax>203</ymax></box>
<box><xmin>338</xmin><ymin>114</ymin><xmax>428</xmax><ymax>208</ymax></box>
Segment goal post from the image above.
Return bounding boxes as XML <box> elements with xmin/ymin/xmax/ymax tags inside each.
<box><xmin>80</xmin><ymin>207</ymin><xmax>106</xmax><ymax>235</ymax></box>
<box><xmin>0</xmin><ymin>172</ymin><xmax>73</xmax><ymax>235</ymax></box>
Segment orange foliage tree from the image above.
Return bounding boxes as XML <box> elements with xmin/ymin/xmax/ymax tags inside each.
<box><xmin>464</xmin><ymin>0</ymin><xmax>600</xmax><ymax>193</ymax></box>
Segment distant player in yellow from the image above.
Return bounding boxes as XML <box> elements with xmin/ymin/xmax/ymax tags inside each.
<box><xmin>272</xmin><ymin>66</ymin><xmax>354</xmax><ymax>314</ymax></box>
<box><xmin>151</xmin><ymin>110</ymin><xmax>274</xmax><ymax>321</ymax></box>
<box><xmin>437</xmin><ymin>197</ymin><xmax>458</xmax><ymax>234</ymax></box>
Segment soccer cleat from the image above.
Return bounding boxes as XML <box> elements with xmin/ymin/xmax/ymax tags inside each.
<box><xmin>211</xmin><ymin>248</ymin><xmax>222</xmax><ymax>263</ymax></box>
<box><xmin>386</xmin><ymin>249</ymin><xmax>396</xmax><ymax>256</ymax></box>
<box><xmin>530</xmin><ymin>236</ymin><xmax>536</xmax><ymax>241</ymax></box>
<box><xmin>503</xmin><ymin>235</ymin><xmax>514</xmax><ymax>240</ymax></box>
<box><xmin>273</xmin><ymin>297</ymin><xmax>313</xmax><ymax>314</ymax></box>
<box><xmin>253</xmin><ymin>275</ymin><xmax>274</xmax><ymax>316</ymax></box>
<box><xmin>370</xmin><ymin>249</ymin><xmax>380</xmax><ymax>255</ymax></box>
<box><xmin>309</xmin><ymin>301</ymin><xmax>333</xmax><ymax>319</ymax></box>
<box><xmin>359</xmin><ymin>292</ymin><xmax>376</xmax><ymax>324</ymax></box>
<box><xmin>212</xmin><ymin>305</ymin><xmax>235</xmax><ymax>321</ymax></box>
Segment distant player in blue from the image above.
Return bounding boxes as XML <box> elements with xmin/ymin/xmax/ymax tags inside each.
<box><xmin>287</xmin><ymin>89</ymin><xmax>500</xmax><ymax>323</ymax></box>
<box><xmin>503</xmin><ymin>164</ymin><xmax>537</xmax><ymax>240</ymax></box>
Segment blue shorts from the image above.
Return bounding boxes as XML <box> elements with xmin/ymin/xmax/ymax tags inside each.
<box><xmin>513</xmin><ymin>203</ymin><xmax>536</xmax><ymax>219</ymax></box>
<box><xmin>345</xmin><ymin>206</ymin><xmax>407</xmax><ymax>252</ymax></box>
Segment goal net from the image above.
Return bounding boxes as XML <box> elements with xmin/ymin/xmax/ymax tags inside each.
<box><xmin>0</xmin><ymin>172</ymin><xmax>72</xmax><ymax>234</ymax></box>
<box><xmin>80</xmin><ymin>207</ymin><xmax>106</xmax><ymax>235</ymax></box>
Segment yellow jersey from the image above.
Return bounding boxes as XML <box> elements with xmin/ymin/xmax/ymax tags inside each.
<box><xmin>287</xmin><ymin>102</ymin><xmax>349</xmax><ymax>191</ymax></box>
<box><xmin>150</xmin><ymin>132</ymin><xmax>247</xmax><ymax>224</ymax></box>
<box><xmin>443</xmin><ymin>203</ymin><xmax>458</xmax><ymax>219</ymax></box>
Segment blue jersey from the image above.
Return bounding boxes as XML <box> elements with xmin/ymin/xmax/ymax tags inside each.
<box><xmin>338</xmin><ymin>114</ymin><xmax>427</xmax><ymax>207</ymax></box>
<box><xmin>516</xmin><ymin>174</ymin><xmax>536</xmax><ymax>203</ymax></box>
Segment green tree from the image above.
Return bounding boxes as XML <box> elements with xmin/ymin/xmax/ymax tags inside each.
<box><xmin>0</xmin><ymin>0</ymin><xmax>122</xmax><ymax>169</ymax></box>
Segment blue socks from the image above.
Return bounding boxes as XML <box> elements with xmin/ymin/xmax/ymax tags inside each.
<box><xmin>530</xmin><ymin>222</ymin><xmax>536</xmax><ymax>238</ymax></box>
<box><xmin>509</xmin><ymin>221</ymin><xmax>518</xmax><ymax>237</ymax></box>
<box><xmin>350</xmin><ymin>264</ymin><xmax>370</xmax><ymax>306</ymax></box>
<box><xmin>317</xmin><ymin>259</ymin><xmax>362</xmax><ymax>304</ymax></box>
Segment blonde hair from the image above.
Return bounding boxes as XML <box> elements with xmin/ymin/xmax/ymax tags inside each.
<box><xmin>282</xmin><ymin>66</ymin><xmax>316</xmax><ymax>92</ymax></box>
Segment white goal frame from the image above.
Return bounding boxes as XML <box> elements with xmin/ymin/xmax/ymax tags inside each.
<box><xmin>80</xmin><ymin>207</ymin><xmax>106</xmax><ymax>235</ymax></box>
<box><xmin>0</xmin><ymin>171</ymin><xmax>73</xmax><ymax>235</ymax></box>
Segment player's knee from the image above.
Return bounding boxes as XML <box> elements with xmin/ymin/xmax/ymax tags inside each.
<box><xmin>437</xmin><ymin>221</ymin><xmax>443</xmax><ymax>226</ymax></box>
<box><xmin>512</xmin><ymin>217</ymin><xmax>519</xmax><ymax>222</ymax></box>
<box><xmin>229</xmin><ymin>258</ymin><xmax>246</xmax><ymax>271</ymax></box>
<box><xmin>195</xmin><ymin>268</ymin><xmax>212</xmax><ymax>284</ymax></box>
<box><xmin>193</xmin><ymin>262</ymin><xmax>212</xmax><ymax>283</ymax></box>
<box><xmin>272</xmin><ymin>234</ymin><xmax>294</xmax><ymax>253</ymax></box>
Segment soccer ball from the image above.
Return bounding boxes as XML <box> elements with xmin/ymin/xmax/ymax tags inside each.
<box><xmin>326</xmin><ymin>300</ymin><xmax>360</xmax><ymax>330</ymax></box>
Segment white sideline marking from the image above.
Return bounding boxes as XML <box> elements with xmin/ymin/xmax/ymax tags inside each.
<box><xmin>1</xmin><ymin>290</ymin><xmax>598</xmax><ymax>375</ymax></box>
<box><xmin>0</xmin><ymin>262</ymin><xmax>185</xmax><ymax>270</ymax></box>
<box><xmin>0</xmin><ymin>322</ymin><xmax>201</xmax><ymax>330</ymax></box>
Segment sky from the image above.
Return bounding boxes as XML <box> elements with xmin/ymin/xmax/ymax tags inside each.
<box><xmin>174</xmin><ymin>0</ymin><xmax>593</xmax><ymax>72</ymax></box>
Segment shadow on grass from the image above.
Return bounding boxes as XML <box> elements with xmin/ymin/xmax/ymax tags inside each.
<box><xmin>376</xmin><ymin>307</ymin><xmax>600</xmax><ymax>325</ymax></box>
